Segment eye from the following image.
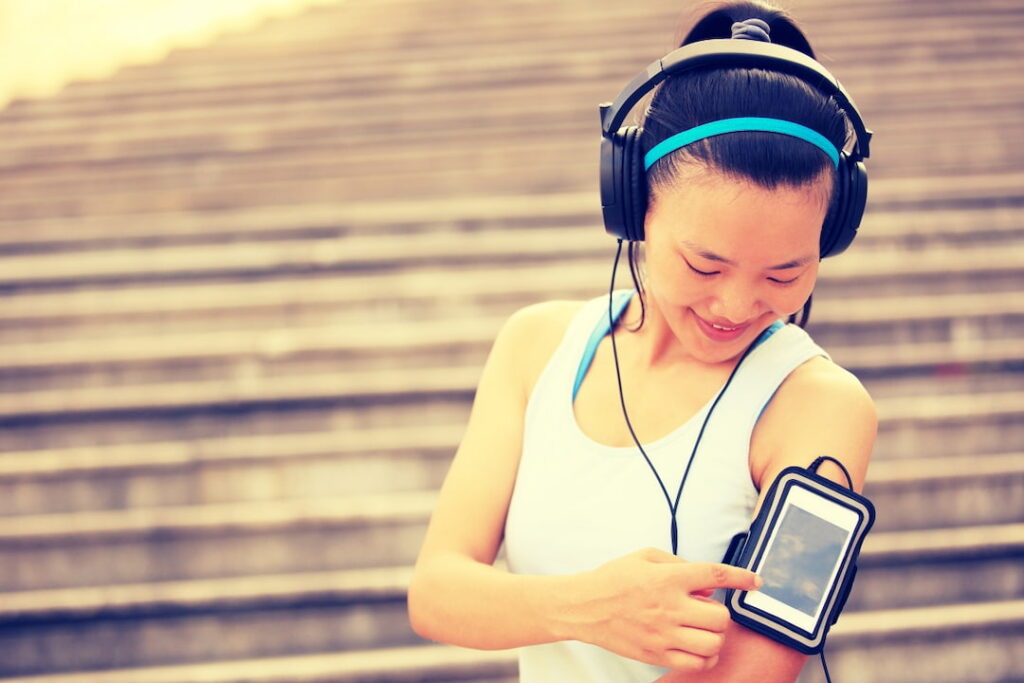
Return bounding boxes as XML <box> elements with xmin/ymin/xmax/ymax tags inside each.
<box><xmin>768</xmin><ymin>274</ymin><xmax>800</xmax><ymax>285</ymax></box>
<box><xmin>684</xmin><ymin>257</ymin><xmax>719</xmax><ymax>277</ymax></box>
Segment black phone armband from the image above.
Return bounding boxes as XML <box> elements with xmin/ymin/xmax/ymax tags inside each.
<box><xmin>722</xmin><ymin>465</ymin><xmax>875</xmax><ymax>654</ymax></box>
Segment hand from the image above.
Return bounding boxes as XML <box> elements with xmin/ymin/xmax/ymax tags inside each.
<box><xmin>571</xmin><ymin>548</ymin><xmax>762</xmax><ymax>673</ymax></box>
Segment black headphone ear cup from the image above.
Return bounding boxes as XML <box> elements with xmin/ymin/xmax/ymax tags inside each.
<box><xmin>625</xmin><ymin>127</ymin><xmax>648</xmax><ymax>241</ymax></box>
<box><xmin>619</xmin><ymin>127</ymin><xmax>637</xmax><ymax>241</ymax></box>
<box><xmin>619</xmin><ymin>128</ymin><xmax>635</xmax><ymax>241</ymax></box>
<box><xmin>819</xmin><ymin>158</ymin><xmax>845</xmax><ymax>258</ymax></box>
<box><xmin>842</xmin><ymin>160</ymin><xmax>868</xmax><ymax>251</ymax></box>
<box><xmin>600</xmin><ymin>131</ymin><xmax>629</xmax><ymax>240</ymax></box>
<box><xmin>821</xmin><ymin>156</ymin><xmax>866</xmax><ymax>258</ymax></box>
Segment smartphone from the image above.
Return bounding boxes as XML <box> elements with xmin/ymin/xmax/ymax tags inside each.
<box><xmin>723</xmin><ymin>466</ymin><xmax>875</xmax><ymax>654</ymax></box>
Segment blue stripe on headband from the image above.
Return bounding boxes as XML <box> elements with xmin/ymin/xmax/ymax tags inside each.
<box><xmin>643</xmin><ymin>117</ymin><xmax>840</xmax><ymax>171</ymax></box>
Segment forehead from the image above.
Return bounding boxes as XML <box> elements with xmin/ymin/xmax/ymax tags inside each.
<box><xmin>647</xmin><ymin>171</ymin><xmax>828</xmax><ymax>258</ymax></box>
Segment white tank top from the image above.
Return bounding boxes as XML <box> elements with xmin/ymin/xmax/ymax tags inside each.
<box><xmin>504</xmin><ymin>291</ymin><xmax>829</xmax><ymax>682</ymax></box>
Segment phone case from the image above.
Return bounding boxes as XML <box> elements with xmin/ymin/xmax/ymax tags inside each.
<box><xmin>722</xmin><ymin>465</ymin><xmax>875</xmax><ymax>654</ymax></box>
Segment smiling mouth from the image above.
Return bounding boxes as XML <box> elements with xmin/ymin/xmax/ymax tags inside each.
<box><xmin>703</xmin><ymin>316</ymin><xmax>750</xmax><ymax>331</ymax></box>
<box><xmin>692</xmin><ymin>312</ymin><xmax>754</xmax><ymax>341</ymax></box>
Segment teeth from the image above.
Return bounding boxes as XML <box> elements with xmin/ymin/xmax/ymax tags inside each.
<box><xmin>711</xmin><ymin>323</ymin><xmax>737</xmax><ymax>331</ymax></box>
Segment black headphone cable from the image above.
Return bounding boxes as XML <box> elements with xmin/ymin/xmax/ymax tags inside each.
<box><xmin>607</xmin><ymin>238</ymin><xmax>758</xmax><ymax>555</ymax></box>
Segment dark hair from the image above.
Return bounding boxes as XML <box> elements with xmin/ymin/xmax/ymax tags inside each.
<box><xmin>625</xmin><ymin>0</ymin><xmax>847</xmax><ymax>330</ymax></box>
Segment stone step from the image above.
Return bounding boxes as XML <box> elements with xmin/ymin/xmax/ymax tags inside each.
<box><xmin>1</xmin><ymin>332</ymin><xmax>1019</xmax><ymax>404</ymax></box>
<box><xmin>872</xmin><ymin>390</ymin><xmax>1024</xmax><ymax>463</ymax></box>
<box><xmin>0</xmin><ymin>125</ymin><xmax>1018</xmax><ymax>221</ymax></box>
<box><xmin>2</xmin><ymin>189</ymin><xmax>1021</xmax><ymax>255</ymax></box>
<box><xmin>0</xmin><ymin>107</ymin><xmax>1019</xmax><ymax>214</ymax></box>
<box><xmin>0</xmin><ymin>219</ymin><xmax>1019</xmax><ymax>303</ymax></box>
<box><xmin>1</xmin><ymin>83</ymin><xmax>1021</xmax><ymax>211</ymax></box>
<box><xmin>796</xmin><ymin>600</ymin><xmax>1024</xmax><ymax>683</ymax></box>
<box><xmin>1</xmin><ymin>294</ymin><xmax>1020</xmax><ymax>391</ymax></box>
<box><xmin>851</xmin><ymin>524</ymin><xmax>1024</xmax><ymax>611</ymax></box>
<box><xmin>0</xmin><ymin>349</ymin><xmax>1020</xmax><ymax>456</ymax></box>
<box><xmin>3</xmin><ymin>10</ymin><xmax>1018</xmax><ymax>133</ymax></box>
<box><xmin>0</xmin><ymin>134</ymin><xmax>1013</xmax><ymax>224</ymax></box>
<box><xmin>12</xmin><ymin>14</ymin><xmax>1024</xmax><ymax>96</ymax></box>
<box><xmin>3</xmin><ymin>595</ymin><xmax>1024</xmax><ymax>683</ymax></box>
<box><xmin>0</xmin><ymin>643</ymin><xmax>517</xmax><ymax>683</ymax></box>
<box><xmin>2</xmin><ymin>66</ymin><xmax>1019</xmax><ymax>180</ymax></box>
<box><xmin>0</xmin><ymin>326</ymin><xmax>1021</xmax><ymax>419</ymax></box>
<box><xmin>1</xmin><ymin>442</ymin><xmax>1021</xmax><ymax>585</ymax></box>
<box><xmin>0</xmin><ymin>361</ymin><xmax>1017</xmax><ymax>456</ymax></box>
<box><xmin>0</xmin><ymin>344</ymin><xmax>1019</xmax><ymax>444</ymax></box>
<box><xmin>0</xmin><ymin>395</ymin><xmax>474</xmax><ymax>453</ymax></box>
<box><xmin>5</xmin><ymin>8</ymin><xmax>1018</xmax><ymax>134</ymax></box>
<box><xmin>26</xmin><ymin>58</ymin><xmax>1013</xmax><ymax>130</ymax></box>
<box><xmin>0</xmin><ymin>493</ymin><xmax>435</xmax><ymax>592</ymax></box>
<box><xmin>0</xmin><ymin>364</ymin><xmax>478</xmax><ymax>425</ymax></box>
<box><xmin>2</xmin><ymin>217</ymin><xmax>1020</xmax><ymax>316</ymax></box>
<box><xmin>1</xmin><ymin>75</ymin><xmax>1018</xmax><ymax>188</ymax></box>
<box><xmin>0</xmin><ymin>424</ymin><xmax>463</xmax><ymax>516</ymax></box>
<box><xmin>0</xmin><ymin>524</ymin><xmax>1020</xmax><ymax>675</ymax></box>
<box><xmin>2</xmin><ymin>88</ymin><xmax>1016</xmax><ymax>173</ymax></box>
<box><xmin>0</xmin><ymin>567</ymin><xmax>419</xmax><ymax>678</ymax></box>
<box><xmin>864</xmin><ymin>453</ymin><xmax>1024</xmax><ymax>531</ymax></box>
<box><xmin>3</xmin><ymin>269</ymin><xmax>1021</xmax><ymax>348</ymax></box>
<box><xmin>13</xmin><ymin>0</ymin><xmax>1019</xmax><ymax>94</ymax></box>
<box><xmin>1</xmin><ymin>361</ymin><xmax>1016</xmax><ymax>453</ymax></box>
<box><xmin>0</xmin><ymin>383</ymin><xmax>1020</xmax><ymax>520</ymax></box>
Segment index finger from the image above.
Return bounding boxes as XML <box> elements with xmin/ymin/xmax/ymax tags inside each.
<box><xmin>681</xmin><ymin>562</ymin><xmax>762</xmax><ymax>593</ymax></box>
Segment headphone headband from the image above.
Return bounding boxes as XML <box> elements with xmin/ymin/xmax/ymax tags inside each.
<box><xmin>599</xmin><ymin>39</ymin><xmax>872</xmax><ymax>160</ymax></box>
<box><xmin>598</xmin><ymin>37</ymin><xmax>871</xmax><ymax>256</ymax></box>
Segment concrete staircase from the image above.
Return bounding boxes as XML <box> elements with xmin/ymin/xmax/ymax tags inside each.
<box><xmin>0</xmin><ymin>0</ymin><xmax>1021</xmax><ymax>681</ymax></box>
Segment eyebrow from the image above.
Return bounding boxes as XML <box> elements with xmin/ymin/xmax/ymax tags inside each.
<box><xmin>680</xmin><ymin>240</ymin><xmax>815</xmax><ymax>270</ymax></box>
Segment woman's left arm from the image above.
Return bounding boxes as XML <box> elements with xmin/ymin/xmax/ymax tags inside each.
<box><xmin>657</xmin><ymin>357</ymin><xmax>878</xmax><ymax>683</ymax></box>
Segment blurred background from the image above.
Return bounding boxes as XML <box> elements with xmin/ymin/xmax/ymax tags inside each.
<box><xmin>0</xmin><ymin>0</ymin><xmax>1021</xmax><ymax>681</ymax></box>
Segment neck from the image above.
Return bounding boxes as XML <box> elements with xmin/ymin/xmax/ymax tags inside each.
<box><xmin>621</xmin><ymin>293</ymin><xmax>702</xmax><ymax>370</ymax></box>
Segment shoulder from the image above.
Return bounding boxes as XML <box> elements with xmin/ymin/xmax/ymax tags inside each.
<box><xmin>497</xmin><ymin>299</ymin><xmax>587</xmax><ymax>355</ymax></box>
<box><xmin>491</xmin><ymin>299</ymin><xmax>589</xmax><ymax>398</ymax></box>
<box><xmin>751</xmin><ymin>355</ymin><xmax>877</xmax><ymax>492</ymax></box>
<box><xmin>502</xmin><ymin>298</ymin><xmax>586</xmax><ymax>336</ymax></box>
<box><xmin>776</xmin><ymin>355</ymin><xmax>875</xmax><ymax>419</ymax></box>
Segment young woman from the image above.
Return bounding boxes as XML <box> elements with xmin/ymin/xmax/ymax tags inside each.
<box><xmin>408</xmin><ymin>2</ymin><xmax>876</xmax><ymax>681</ymax></box>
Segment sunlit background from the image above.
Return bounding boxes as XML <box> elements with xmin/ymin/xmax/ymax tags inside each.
<box><xmin>0</xmin><ymin>0</ymin><xmax>1022</xmax><ymax>681</ymax></box>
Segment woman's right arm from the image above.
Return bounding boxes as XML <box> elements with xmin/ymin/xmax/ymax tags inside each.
<box><xmin>407</xmin><ymin>302</ymin><xmax>579</xmax><ymax>648</ymax></box>
<box><xmin>407</xmin><ymin>302</ymin><xmax>761</xmax><ymax>671</ymax></box>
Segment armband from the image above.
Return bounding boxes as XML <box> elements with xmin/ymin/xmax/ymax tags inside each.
<box><xmin>722</xmin><ymin>466</ymin><xmax>875</xmax><ymax>654</ymax></box>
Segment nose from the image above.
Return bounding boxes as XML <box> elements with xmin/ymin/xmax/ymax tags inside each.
<box><xmin>707</xmin><ymin>280</ymin><xmax>762</xmax><ymax>324</ymax></box>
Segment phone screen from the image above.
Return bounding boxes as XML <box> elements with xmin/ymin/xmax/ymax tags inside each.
<box><xmin>742</xmin><ymin>485</ymin><xmax>858</xmax><ymax>632</ymax></box>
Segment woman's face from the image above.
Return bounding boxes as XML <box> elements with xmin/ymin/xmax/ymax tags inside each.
<box><xmin>643</xmin><ymin>167</ymin><xmax>829</xmax><ymax>365</ymax></box>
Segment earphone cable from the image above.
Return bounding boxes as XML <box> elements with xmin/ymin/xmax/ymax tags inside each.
<box><xmin>809</xmin><ymin>455</ymin><xmax>855</xmax><ymax>490</ymax></box>
<box><xmin>608</xmin><ymin>239</ymin><xmax>757</xmax><ymax>555</ymax></box>
<box><xmin>609</xmin><ymin>239</ymin><xmax>674</xmax><ymax>520</ymax></box>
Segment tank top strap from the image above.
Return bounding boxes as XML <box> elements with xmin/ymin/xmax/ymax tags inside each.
<box><xmin>721</xmin><ymin>323</ymin><xmax>831</xmax><ymax>425</ymax></box>
<box><xmin>572</xmin><ymin>290</ymin><xmax>634</xmax><ymax>403</ymax></box>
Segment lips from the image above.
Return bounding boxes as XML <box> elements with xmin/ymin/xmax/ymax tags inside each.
<box><xmin>693</xmin><ymin>311</ymin><xmax>752</xmax><ymax>342</ymax></box>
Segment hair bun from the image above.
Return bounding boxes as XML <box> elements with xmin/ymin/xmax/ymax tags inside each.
<box><xmin>731</xmin><ymin>18</ymin><xmax>771</xmax><ymax>42</ymax></box>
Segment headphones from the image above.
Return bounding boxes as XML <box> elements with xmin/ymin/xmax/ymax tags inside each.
<box><xmin>599</xmin><ymin>39</ymin><xmax>873</xmax><ymax>258</ymax></box>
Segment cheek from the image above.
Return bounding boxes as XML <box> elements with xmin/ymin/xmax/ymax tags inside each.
<box><xmin>770</xmin><ymin>274</ymin><xmax>817</xmax><ymax>315</ymax></box>
<box><xmin>645</xmin><ymin>250</ymin><xmax>705</xmax><ymax>304</ymax></box>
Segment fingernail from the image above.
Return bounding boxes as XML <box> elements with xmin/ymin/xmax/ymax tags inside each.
<box><xmin>753</xmin><ymin>575</ymin><xmax>763</xmax><ymax>589</ymax></box>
